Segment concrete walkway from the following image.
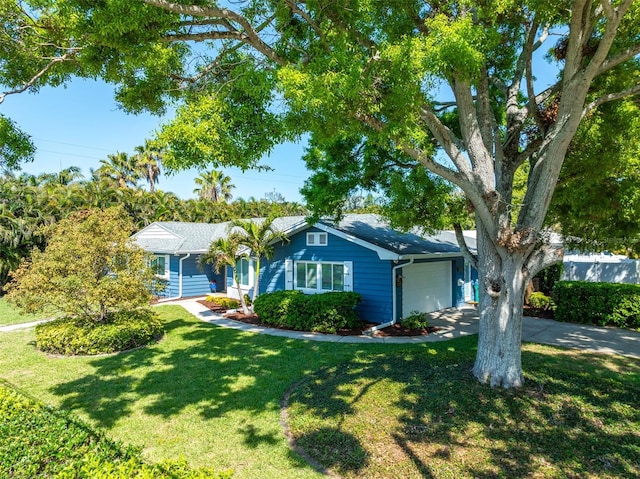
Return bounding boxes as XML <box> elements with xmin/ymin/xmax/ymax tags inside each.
<box><xmin>2</xmin><ymin>299</ymin><xmax>638</xmax><ymax>359</ymax></box>
<box><xmin>176</xmin><ymin>298</ymin><xmax>640</xmax><ymax>359</ymax></box>
<box><xmin>0</xmin><ymin>318</ymin><xmax>53</xmax><ymax>332</ymax></box>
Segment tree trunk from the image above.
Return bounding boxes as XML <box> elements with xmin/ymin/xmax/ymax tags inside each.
<box><xmin>472</xmin><ymin>228</ymin><xmax>528</xmax><ymax>388</ymax></box>
<box><xmin>233</xmin><ymin>269</ymin><xmax>250</xmax><ymax>315</ymax></box>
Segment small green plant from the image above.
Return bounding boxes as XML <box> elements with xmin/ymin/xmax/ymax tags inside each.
<box><xmin>216</xmin><ymin>297</ymin><xmax>241</xmax><ymax>310</ymax></box>
<box><xmin>528</xmin><ymin>291</ymin><xmax>555</xmax><ymax>311</ymax></box>
<box><xmin>401</xmin><ymin>310</ymin><xmax>429</xmax><ymax>329</ymax></box>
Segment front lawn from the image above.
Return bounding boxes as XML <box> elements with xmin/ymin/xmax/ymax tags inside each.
<box><xmin>0</xmin><ymin>304</ymin><xmax>638</xmax><ymax>478</ymax></box>
<box><xmin>0</xmin><ymin>297</ymin><xmax>43</xmax><ymax>326</ymax></box>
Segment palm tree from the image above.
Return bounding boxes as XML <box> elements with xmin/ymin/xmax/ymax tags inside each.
<box><xmin>199</xmin><ymin>236</ymin><xmax>250</xmax><ymax>315</ymax></box>
<box><xmin>133</xmin><ymin>140</ymin><xmax>162</xmax><ymax>192</ymax></box>
<box><xmin>229</xmin><ymin>217</ymin><xmax>289</xmax><ymax>304</ymax></box>
<box><xmin>193</xmin><ymin>169</ymin><xmax>235</xmax><ymax>202</ymax></box>
<box><xmin>95</xmin><ymin>152</ymin><xmax>140</xmax><ymax>188</ymax></box>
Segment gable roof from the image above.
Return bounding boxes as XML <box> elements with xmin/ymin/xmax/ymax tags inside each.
<box><xmin>133</xmin><ymin>214</ymin><xmax>471</xmax><ymax>259</ymax></box>
<box><xmin>316</xmin><ymin>214</ymin><xmax>469</xmax><ymax>259</ymax></box>
<box><xmin>132</xmin><ymin>222</ymin><xmax>230</xmax><ymax>253</ymax></box>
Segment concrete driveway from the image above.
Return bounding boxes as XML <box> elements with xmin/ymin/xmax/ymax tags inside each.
<box><xmin>427</xmin><ymin>306</ymin><xmax>640</xmax><ymax>359</ymax></box>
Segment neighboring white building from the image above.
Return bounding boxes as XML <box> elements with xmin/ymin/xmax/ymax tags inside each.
<box><xmin>562</xmin><ymin>252</ymin><xmax>640</xmax><ymax>284</ymax></box>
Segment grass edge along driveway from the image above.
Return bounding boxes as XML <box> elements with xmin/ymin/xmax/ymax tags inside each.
<box><xmin>1</xmin><ymin>304</ymin><xmax>639</xmax><ymax>478</ymax></box>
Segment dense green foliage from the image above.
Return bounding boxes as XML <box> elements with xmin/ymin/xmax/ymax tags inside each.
<box><xmin>35</xmin><ymin>309</ymin><xmax>164</xmax><ymax>356</ymax></box>
<box><xmin>253</xmin><ymin>290</ymin><xmax>362</xmax><ymax>333</ymax></box>
<box><xmin>0</xmin><ymin>168</ymin><xmax>306</xmax><ymax>291</ymax></box>
<box><xmin>553</xmin><ymin>281</ymin><xmax>640</xmax><ymax>330</ymax></box>
<box><xmin>0</xmin><ymin>115</ymin><xmax>35</xmax><ymax>169</ymax></box>
<box><xmin>0</xmin><ymin>383</ymin><xmax>232</xmax><ymax>478</ymax></box>
<box><xmin>6</xmin><ymin>208</ymin><xmax>156</xmax><ymax>323</ymax></box>
<box><xmin>549</xmin><ymin>94</ymin><xmax>640</xmax><ymax>256</ymax></box>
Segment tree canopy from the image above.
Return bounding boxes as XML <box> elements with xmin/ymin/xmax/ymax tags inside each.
<box><xmin>2</xmin><ymin>0</ymin><xmax>639</xmax><ymax>387</ymax></box>
<box><xmin>6</xmin><ymin>207</ymin><xmax>156</xmax><ymax>322</ymax></box>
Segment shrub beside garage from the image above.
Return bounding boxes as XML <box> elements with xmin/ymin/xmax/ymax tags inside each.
<box><xmin>553</xmin><ymin>281</ymin><xmax>640</xmax><ymax>330</ymax></box>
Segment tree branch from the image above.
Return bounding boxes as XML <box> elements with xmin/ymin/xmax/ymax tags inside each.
<box><xmin>525</xmin><ymin>241</ymin><xmax>564</xmax><ymax>279</ymax></box>
<box><xmin>451</xmin><ymin>78</ymin><xmax>494</xmax><ymax>184</ymax></box>
<box><xmin>454</xmin><ymin>223</ymin><xmax>478</xmax><ymax>270</ymax></box>
<box><xmin>284</xmin><ymin>0</ymin><xmax>323</xmax><ymax>38</ymax></box>
<box><xmin>0</xmin><ymin>52</ymin><xmax>77</xmax><ymax>105</ymax></box>
<box><xmin>141</xmin><ymin>0</ymin><xmax>285</xmax><ymax>65</ymax></box>
<box><xmin>583</xmin><ymin>83</ymin><xmax>640</xmax><ymax>115</ymax></box>
<box><xmin>418</xmin><ymin>106</ymin><xmax>472</xmax><ymax>177</ymax></box>
<box><xmin>162</xmin><ymin>31</ymin><xmax>247</xmax><ymax>43</ymax></box>
<box><xmin>596</xmin><ymin>44</ymin><xmax>640</xmax><ymax>76</ymax></box>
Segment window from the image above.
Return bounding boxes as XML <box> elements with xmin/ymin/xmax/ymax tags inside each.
<box><xmin>295</xmin><ymin>261</ymin><xmax>344</xmax><ymax>292</ymax></box>
<box><xmin>236</xmin><ymin>258</ymin><xmax>251</xmax><ymax>287</ymax></box>
<box><xmin>306</xmin><ymin>232</ymin><xmax>328</xmax><ymax>246</ymax></box>
<box><xmin>150</xmin><ymin>255</ymin><xmax>169</xmax><ymax>279</ymax></box>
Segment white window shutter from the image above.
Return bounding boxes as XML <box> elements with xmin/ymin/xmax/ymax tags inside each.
<box><xmin>285</xmin><ymin>259</ymin><xmax>294</xmax><ymax>290</ymax></box>
<box><xmin>343</xmin><ymin>261</ymin><xmax>353</xmax><ymax>292</ymax></box>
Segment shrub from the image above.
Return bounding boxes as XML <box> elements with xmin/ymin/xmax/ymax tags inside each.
<box><xmin>253</xmin><ymin>291</ymin><xmax>362</xmax><ymax>333</ymax></box>
<box><xmin>528</xmin><ymin>291</ymin><xmax>555</xmax><ymax>311</ymax></box>
<box><xmin>0</xmin><ymin>384</ymin><xmax>232</xmax><ymax>479</ymax></box>
<box><xmin>401</xmin><ymin>310</ymin><xmax>429</xmax><ymax>329</ymax></box>
<box><xmin>205</xmin><ymin>296</ymin><xmax>240</xmax><ymax>310</ymax></box>
<box><xmin>35</xmin><ymin>308</ymin><xmax>164</xmax><ymax>355</ymax></box>
<box><xmin>6</xmin><ymin>207</ymin><xmax>156</xmax><ymax>323</ymax></box>
<box><xmin>553</xmin><ymin>281</ymin><xmax>640</xmax><ymax>329</ymax></box>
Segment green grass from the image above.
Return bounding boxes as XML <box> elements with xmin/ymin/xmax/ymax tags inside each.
<box><xmin>287</xmin><ymin>346</ymin><xmax>640</xmax><ymax>478</ymax></box>
<box><xmin>0</xmin><ymin>305</ymin><xmax>403</xmax><ymax>478</ymax></box>
<box><xmin>0</xmin><ymin>297</ymin><xmax>43</xmax><ymax>326</ymax></box>
<box><xmin>0</xmin><ymin>304</ymin><xmax>638</xmax><ymax>478</ymax></box>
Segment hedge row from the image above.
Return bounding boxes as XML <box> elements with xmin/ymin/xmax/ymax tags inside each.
<box><xmin>253</xmin><ymin>291</ymin><xmax>362</xmax><ymax>333</ymax></box>
<box><xmin>553</xmin><ymin>281</ymin><xmax>640</xmax><ymax>329</ymax></box>
<box><xmin>0</xmin><ymin>383</ymin><xmax>232</xmax><ymax>478</ymax></box>
<box><xmin>35</xmin><ymin>309</ymin><xmax>164</xmax><ymax>356</ymax></box>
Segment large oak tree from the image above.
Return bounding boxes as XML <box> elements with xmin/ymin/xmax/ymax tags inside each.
<box><xmin>2</xmin><ymin>1</ymin><xmax>639</xmax><ymax>387</ymax></box>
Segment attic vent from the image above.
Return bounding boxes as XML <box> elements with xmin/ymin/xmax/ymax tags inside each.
<box><xmin>307</xmin><ymin>232</ymin><xmax>328</xmax><ymax>246</ymax></box>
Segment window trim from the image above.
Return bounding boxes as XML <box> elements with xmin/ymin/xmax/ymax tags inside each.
<box><xmin>235</xmin><ymin>257</ymin><xmax>252</xmax><ymax>287</ymax></box>
<box><xmin>151</xmin><ymin>254</ymin><xmax>170</xmax><ymax>280</ymax></box>
<box><xmin>294</xmin><ymin>260</ymin><xmax>345</xmax><ymax>293</ymax></box>
<box><xmin>306</xmin><ymin>232</ymin><xmax>328</xmax><ymax>246</ymax></box>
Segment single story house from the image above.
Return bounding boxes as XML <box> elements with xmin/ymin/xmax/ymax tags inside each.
<box><xmin>133</xmin><ymin>214</ymin><xmax>478</xmax><ymax>324</ymax></box>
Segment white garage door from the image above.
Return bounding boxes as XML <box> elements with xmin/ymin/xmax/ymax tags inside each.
<box><xmin>402</xmin><ymin>261</ymin><xmax>452</xmax><ymax>314</ymax></box>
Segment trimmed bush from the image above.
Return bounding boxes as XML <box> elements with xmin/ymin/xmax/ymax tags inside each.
<box><xmin>0</xmin><ymin>384</ymin><xmax>232</xmax><ymax>478</ymax></box>
<box><xmin>528</xmin><ymin>291</ymin><xmax>555</xmax><ymax>311</ymax></box>
<box><xmin>401</xmin><ymin>310</ymin><xmax>430</xmax><ymax>329</ymax></box>
<box><xmin>205</xmin><ymin>296</ymin><xmax>240</xmax><ymax>310</ymax></box>
<box><xmin>35</xmin><ymin>309</ymin><xmax>164</xmax><ymax>355</ymax></box>
<box><xmin>253</xmin><ymin>291</ymin><xmax>362</xmax><ymax>333</ymax></box>
<box><xmin>553</xmin><ymin>281</ymin><xmax>640</xmax><ymax>329</ymax></box>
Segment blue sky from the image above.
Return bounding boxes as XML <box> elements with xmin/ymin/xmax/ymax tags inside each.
<box><xmin>1</xmin><ymin>78</ymin><xmax>310</xmax><ymax>202</ymax></box>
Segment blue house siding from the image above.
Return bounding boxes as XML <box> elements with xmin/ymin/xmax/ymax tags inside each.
<box><xmin>259</xmin><ymin>227</ymin><xmax>394</xmax><ymax>323</ymax></box>
<box><xmin>159</xmin><ymin>254</ymin><xmax>220</xmax><ymax>298</ymax></box>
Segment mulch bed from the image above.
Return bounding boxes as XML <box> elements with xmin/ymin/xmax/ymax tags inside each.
<box><xmin>197</xmin><ymin>300</ymin><xmax>441</xmax><ymax>337</ymax></box>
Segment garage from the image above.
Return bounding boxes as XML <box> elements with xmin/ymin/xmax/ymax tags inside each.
<box><xmin>402</xmin><ymin>261</ymin><xmax>452</xmax><ymax>314</ymax></box>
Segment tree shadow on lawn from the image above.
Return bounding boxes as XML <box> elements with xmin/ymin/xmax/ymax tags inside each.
<box><xmin>287</xmin><ymin>344</ymin><xmax>640</xmax><ymax>478</ymax></box>
<box><xmin>50</xmin><ymin>309</ymin><xmax>335</xmax><ymax>435</ymax></box>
